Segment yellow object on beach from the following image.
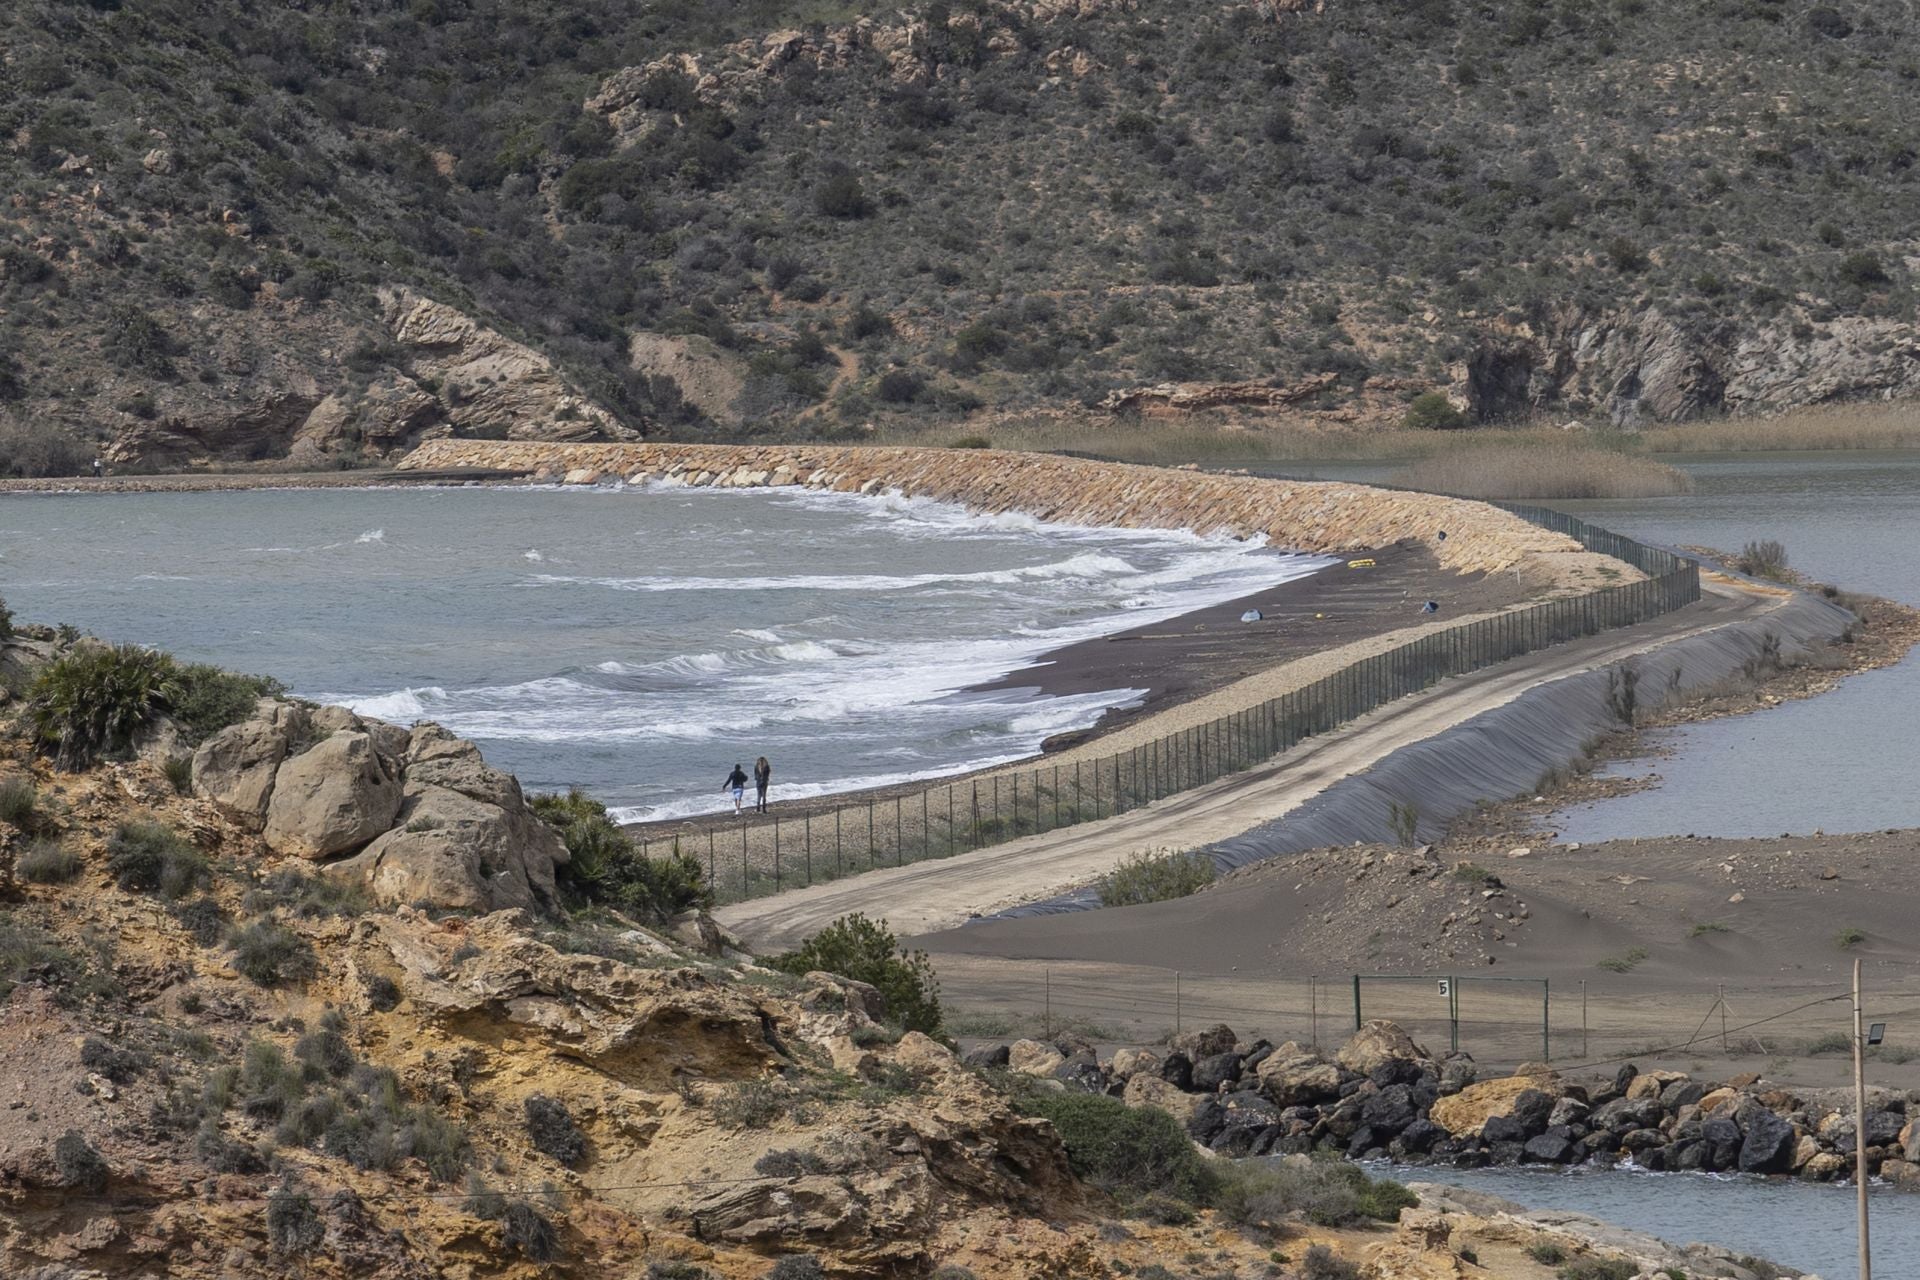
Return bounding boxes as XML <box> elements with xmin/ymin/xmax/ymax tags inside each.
<box><xmin>1347</xmin><ymin>558</ymin><xmax>1375</xmax><ymax>568</ymax></box>
<box><xmin>1315</xmin><ymin>612</ymin><xmax>1325</xmax><ymax>619</ymax></box>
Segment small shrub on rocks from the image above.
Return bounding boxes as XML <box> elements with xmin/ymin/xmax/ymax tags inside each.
<box><xmin>535</xmin><ymin>789</ymin><xmax>711</xmax><ymax>923</ymax></box>
<box><xmin>1556</xmin><ymin>1261</ymin><xmax>1637</xmax><ymax>1280</ymax></box>
<box><xmin>53</xmin><ymin>1129</ymin><xmax>108</xmax><ymax>1192</ymax></box>
<box><xmin>1015</xmin><ymin>1090</ymin><xmax>1214</xmax><ymax>1205</ymax></box>
<box><xmin>170</xmin><ymin>896</ymin><xmax>228</xmax><ymax>946</ymax></box>
<box><xmin>105</xmin><ymin>821</ymin><xmax>207</xmax><ymax>900</ymax></box>
<box><xmin>230</xmin><ymin>921</ymin><xmax>315</xmax><ymax>987</ymax></box>
<box><xmin>162</xmin><ymin>755</ymin><xmax>194</xmax><ymax>795</ymax></box>
<box><xmin>712</xmin><ymin>1079</ymin><xmax>788</xmax><ymax>1130</ymax></box>
<box><xmin>525</xmin><ymin>1095</ymin><xmax>587</xmax><ymax>1166</ymax></box>
<box><xmin>29</xmin><ymin>644</ymin><xmax>176</xmax><ymax>768</ymax></box>
<box><xmin>0</xmin><ymin>775</ymin><xmax>39</xmax><ymax>827</ymax></box>
<box><xmin>169</xmin><ymin>664</ymin><xmax>286</xmax><ymax>742</ymax></box>
<box><xmin>1300</xmin><ymin>1244</ymin><xmax>1359</xmax><ymax>1280</ymax></box>
<box><xmin>766</xmin><ymin>1256</ymin><xmax>825</xmax><ymax>1280</ymax></box>
<box><xmin>19</xmin><ymin>840</ymin><xmax>81</xmax><ymax>884</ymax></box>
<box><xmin>754</xmin><ymin>1147</ymin><xmax>830</xmax><ymax>1178</ymax></box>
<box><xmin>770</xmin><ymin>913</ymin><xmax>942</xmax><ymax>1035</ymax></box>
<box><xmin>364</xmin><ymin>974</ymin><xmax>402</xmax><ymax>1012</ymax></box>
<box><xmin>501</xmin><ymin>1200</ymin><xmax>561</xmax><ymax>1263</ymax></box>
<box><xmin>266</xmin><ymin>1183</ymin><xmax>324</xmax><ymax>1255</ymax></box>
<box><xmin>80</xmin><ymin>1036</ymin><xmax>145</xmax><ymax>1083</ymax></box>
<box><xmin>1527</xmin><ymin>1242</ymin><xmax>1568</xmax><ymax>1265</ymax></box>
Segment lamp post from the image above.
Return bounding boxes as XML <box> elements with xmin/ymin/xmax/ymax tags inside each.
<box><xmin>1852</xmin><ymin>959</ymin><xmax>1872</xmax><ymax>1280</ymax></box>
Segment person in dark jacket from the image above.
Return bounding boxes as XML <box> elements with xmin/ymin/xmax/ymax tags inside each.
<box><xmin>724</xmin><ymin>763</ymin><xmax>749</xmax><ymax>815</ymax></box>
<box><xmin>752</xmin><ymin>756</ymin><xmax>772</xmax><ymax>813</ymax></box>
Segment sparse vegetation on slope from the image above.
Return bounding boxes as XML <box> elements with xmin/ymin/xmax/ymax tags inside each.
<box><xmin>3</xmin><ymin>0</ymin><xmax>1920</xmax><ymax>469</ymax></box>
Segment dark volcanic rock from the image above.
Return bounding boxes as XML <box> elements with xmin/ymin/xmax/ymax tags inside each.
<box><xmin>1737</xmin><ymin>1108</ymin><xmax>1797</xmax><ymax>1174</ymax></box>
<box><xmin>1523</xmin><ymin>1132</ymin><xmax>1577</xmax><ymax>1164</ymax></box>
<box><xmin>1192</xmin><ymin>1051</ymin><xmax>1244</xmax><ymax>1093</ymax></box>
<box><xmin>1159</xmin><ymin>1052</ymin><xmax>1195</xmax><ymax>1092</ymax></box>
<box><xmin>1361</xmin><ymin>1083</ymin><xmax>1419</xmax><ymax>1135</ymax></box>
<box><xmin>961</xmin><ymin>1044</ymin><xmax>1009</xmax><ymax>1070</ymax></box>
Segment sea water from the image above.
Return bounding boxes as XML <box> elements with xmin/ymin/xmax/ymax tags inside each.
<box><xmin>0</xmin><ymin>483</ymin><xmax>1328</xmax><ymax>819</ymax></box>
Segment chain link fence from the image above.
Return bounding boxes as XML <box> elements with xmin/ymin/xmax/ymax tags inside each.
<box><xmin>649</xmin><ymin>507</ymin><xmax>1700</xmax><ymax>903</ymax></box>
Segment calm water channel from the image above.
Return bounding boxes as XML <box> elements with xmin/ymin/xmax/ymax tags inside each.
<box><xmin>1272</xmin><ymin>450</ymin><xmax>1920</xmax><ymax>841</ymax></box>
<box><xmin>1400</xmin><ymin>1162</ymin><xmax>1910</xmax><ymax>1278</ymax></box>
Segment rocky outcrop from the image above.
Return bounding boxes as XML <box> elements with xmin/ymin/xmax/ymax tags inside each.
<box><xmin>396</xmin><ymin>439</ymin><xmax>1617</xmax><ymax>592</ymax></box>
<box><xmin>1459</xmin><ymin>304</ymin><xmax>1920</xmax><ymax>426</ymax></box>
<box><xmin>193</xmin><ymin>702</ymin><xmax>567</xmax><ymax>910</ymax></box>
<box><xmin>1096</xmin><ymin>374</ymin><xmax>1338</xmax><ymax>415</ymax></box>
<box><xmin>979</xmin><ymin>1019</ymin><xmax>1920</xmax><ymax>1185</ymax></box>
<box><xmin>376</xmin><ymin>287</ymin><xmax>642</xmax><ymax>448</ymax></box>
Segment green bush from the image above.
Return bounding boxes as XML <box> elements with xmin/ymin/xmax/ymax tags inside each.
<box><xmin>0</xmin><ymin>593</ymin><xmax>11</xmax><ymax>639</ymax></box>
<box><xmin>162</xmin><ymin>755</ymin><xmax>195</xmax><ymax>795</ymax></box>
<box><xmin>769</xmin><ymin>914</ymin><xmax>942</xmax><ymax>1035</ymax></box>
<box><xmin>169</xmin><ymin>664</ymin><xmax>286</xmax><ymax>741</ymax></box>
<box><xmin>230</xmin><ymin>921</ymin><xmax>315</xmax><ymax>987</ymax></box>
<box><xmin>19</xmin><ymin>840</ymin><xmax>82</xmax><ymax>884</ymax></box>
<box><xmin>1015</xmin><ymin>1090</ymin><xmax>1215</xmax><ymax>1205</ymax></box>
<box><xmin>1527</xmin><ymin>1242</ymin><xmax>1568</xmax><ymax>1265</ymax></box>
<box><xmin>0</xmin><ymin>912</ymin><xmax>84</xmax><ymax>1000</ymax></box>
<box><xmin>711</xmin><ymin>1078</ymin><xmax>789</xmax><ymax>1130</ymax></box>
<box><xmin>1405</xmin><ymin>391</ymin><xmax>1459</xmax><ymax>429</ymax></box>
<box><xmin>1301</xmin><ymin>1245</ymin><xmax>1360</xmax><ymax>1280</ymax></box>
<box><xmin>533</xmin><ymin>789</ymin><xmax>711</xmax><ymax>924</ymax></box>
<box><xmin>106</xmin><ymin>821</ymin><xmax>208</xmax><ymax>900</ymax></box>
<box><xmin>1096</xmin><ymin>849</ymin><xmax>1215</xmax><ymax>907</ymax></box>
<box><xmin>266</xmin><ymin>1183</ymin><xmax>324</xmax><ymax>1255</ymax></box>
<box><xmin>29</xmin><ymin>644</ymin><xmax>177</xmax><ymax>769</ymax></box>
<box><xmin>1212</xmin><ymin>1159</ymin><xmax>1416</xmax><ymax>1229</ymax></box>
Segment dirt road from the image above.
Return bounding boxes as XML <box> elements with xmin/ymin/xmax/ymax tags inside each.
<box><xmin>715</xmin><ymin>571</ymin><xmax>1784</xmax><ymax>951</ymax></box>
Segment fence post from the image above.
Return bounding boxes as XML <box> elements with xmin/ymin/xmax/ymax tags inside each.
<box><xmin>805</xmin><ymin>815</ymin><xmax>812</xmax><ymax>885</ymax></box>
<box><xmin>741</xmin><ymin>824</ymin><xmax>747</xmax><ymax>899</ymax></box>
<box><xmin>1543</xmin><ymin>979</ymin><xmax>1552</xmax><ymax>1062</ymax></box>
<box><xmin>1174</xmin><ymin>970</ymin><xmax>1182</xmax><ymax>1035</ymax></box>
<box><xmin>896</xmin><ymin>796</ymin><xmax>903</xmax><ymax>866</ymax></box>
<box><xmin>1352</xmin><ymin>974</ymin><xmax>1363</xmax><ymax>1031</ymax></box>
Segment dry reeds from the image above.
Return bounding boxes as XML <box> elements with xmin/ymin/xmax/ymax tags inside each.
<box><xmin>1390</xmin><ymin>445</ymin><xmax>1695</xmax><ymax>499</ymax></box>
<box><xmin>1639</xmin><ymin>403</ymin><xmax>1920</xmax><ymax>453</ymax></box>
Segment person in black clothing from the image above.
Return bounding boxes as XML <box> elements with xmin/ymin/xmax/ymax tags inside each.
<box><xmin>752</xmin><ymin>756</ymin><xmax>772</xmax><ymax>813</ymax></box>
<box><xmin>723</xmin><ymin>763</ymin><xmax>749</xmax><ymax>815</ymax></box>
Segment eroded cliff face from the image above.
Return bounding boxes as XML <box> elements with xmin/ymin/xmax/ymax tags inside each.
<box><xmin>98</xmin><ymin>288</ymin><xmax>641</xmax><ymax>472</ymax></box>
<box><xmin>1461</xmin><ymin>305</ymin><xmax>1920</xmax><ymax>426</ymax></box>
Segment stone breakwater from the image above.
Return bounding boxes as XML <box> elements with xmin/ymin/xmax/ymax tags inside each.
<box><xmin>967</xmin><ymin>1019</ymin><xmax>1920</xmax><ymax>1187</ymax></box>
<box><xmin>397</xmin><ymin>439</ymin><xmax>1619</xmax><ymax>590</ymax></box>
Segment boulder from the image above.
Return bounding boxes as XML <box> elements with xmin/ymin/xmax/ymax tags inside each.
<box><xmin>1522</xmin><ymin>1131</ymin><xmax>1577</xmax><ymax>1164</ymax></box>
<box><xmin>332</xmin><ymin>783</ymin><xmax>567</xmax><ymax>912</ymax></box>
<box><xmin>962</xmin><ymin>1043</ymin><xmax>1011</xmax><ymax>1070</ymax></box>
<box><xmin>262</xmin><ymin>730</ymin><xmax>402</xmax><ymax>860</ymax></box>
<box><xmin>1191</xmin><ymin>1051</ymin><xmax>1243</xmax><ymax>1093</ymax></box>
<box><xmin>403</xmin><ymin>723</ymin><xmax>524</xmax><ymax>808</ymax></box>
<box><xmin>1904</xmin><ymin>1118</ymin><xmax>1920</xmax><ymax>1163</ymax></box>
<box><xmin>1008</xmin><ymin>1040</ymin><xmax>1066</xmax><ymax>1078</ymax></box>
<box><xmin>1702</xmin><ymin>1114</ymin><xmax>1742</xmax><ymax>1170</ymax></box>
<box><xmin>1123</xmin><ymin>1072</ymin><xmax>1201</xmax><ymax>1126</ymax></box>
<box><xmin>1438</xmin><ymin>1054</ymin><xmax>1478</xmax><ymax>1095</ymax></box>
<box><xmin>1158</xmin><ymin>1051</ymin><xmax>1194</xmax><ymax>1092</ymax></box>
<box><xmin>1697</xmin><ymin>1087</ymin><xmax>1739</xmax><ymax>1114</ymax></box>
<box><xmin>1737</xmin><ymin>1107</ymin><xmax>1797</xmax><ymax>1175</ymax></box>
<box><xmin>1053</xmin><ymin>1054</ymin><xmax>1107</xmax><ymax>1094</ymax></box>
<box><xmin>191</xmin><ymin>699</ymin><xmax>304</xmax><ymax>828</ymax></box>
<box><xmin>1429</xmin><ymin>1076</ymin><xmax>1562</xmax><ymax>1139</ymax></box>
<box><xmin>1337</xmin><ymin>1020</ymin><xmax>1427</xmax><ymax>1075</ymax></box>
<box><xmin>1803</xmin><ymin>1152</ymin><xmax>1847</xmax><ymax>1180</ymax></box>
<box><xmin>1109</xmin><ymin>1048</ymin><xmax>1158</xmax><ymax>1082</ymax></box>
<box><xmin>1360</xmin><ymin>1083</ymin><xmax>1419</xmax><ymax>1135</ymax></box>
<box><xmin>1170</xmin><ymin>1023</ymin><xmax>1237</xmax><ymax>1060</ymax></box>
<box><xmin>1256</xmin><ymin>1052</ymin><xmax>1343</xmax><ymax>1107</ymax></box>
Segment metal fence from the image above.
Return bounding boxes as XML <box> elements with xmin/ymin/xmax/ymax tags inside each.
<box><xmin>659</xmin><ymin>507</ymin><xmax>1700</xmax><ymax>903</ymax></box>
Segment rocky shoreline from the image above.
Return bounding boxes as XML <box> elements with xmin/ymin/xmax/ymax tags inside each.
<box><xmin>968</xmin><ymin>1019</ymin><xmax>1920</xmax><ymax>1187</ymax></box>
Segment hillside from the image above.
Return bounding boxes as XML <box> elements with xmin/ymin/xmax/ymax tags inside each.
<box><xmin>3</xmin><ymin>0</ymin><xmax>1918</xmax><ymax>473</ymax></box>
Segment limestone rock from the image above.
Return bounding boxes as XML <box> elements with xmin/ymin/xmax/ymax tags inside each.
<box><xmin>1337</xmin><ymin>1020</ymin><xmax>1427</xmax><ymax>1075</ymax></box>
<box><xmin>334</xmin><ymin>782</ymin><xmax>568</xmax><ymax>912</ymax></box>
<box><xmin>1122</xmin><ymin>1072</ymin><xmax>1201</xmax><ymax>1125</ymax></box>
<box><xmin>1429</xmin><ymin>1074</ymin><xmax>1564</xmax><ymax>1138</ymax></box>
<box><xmin>1007</xmin><ymin>1040</ymin><xmax>1066</xmax><ymax>1078</ymax></box>
<box><xmin>1108</xmin><ymin>1048</ymin><xmax>1158</xmax><ymax>1082</ymax></box>
<box><xmin>1255</xmin><ymin>1052</ymin><xmax>1343</xmax><ymax>1108</ymax></box>
<box><xmin>403</xmin><ymin>723</ymin><xmax>524</xmax><ymax>809</ymax></box>
<box><xmin>262</xmin><ymin>730</ymin><xmax>401</xmax><ymax>859</ymax></box>
<box><xmin>191</xmin><ymin>699</ymin><xmax>305</xmax><ymax>829</ymax></box>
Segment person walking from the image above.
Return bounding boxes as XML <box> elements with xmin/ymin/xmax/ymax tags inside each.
<box><xmin>723</xmin><ymin>763</ymin><xmax>749</xmax><ymax>815</ymax></box>
<box><xmin>752</xmin><ymin>756</ymin><xmax>771</xmax><ymax>814</ymax></box>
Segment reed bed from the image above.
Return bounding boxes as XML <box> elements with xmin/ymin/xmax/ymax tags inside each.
<box><xmin>878</xmin><ymin>401</ymin><xmax>1920</xmax><ymax>466</ymax></box>
<box><xmin>1389</xmin><ymin>445</ymin><xmax>1696</xmax><ymax>500</ymax></box>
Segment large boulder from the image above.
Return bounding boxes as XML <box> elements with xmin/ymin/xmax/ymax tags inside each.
<box><xmin>1170</xmin><ymin>1024</ymin><xmax>1237</xmax><ymax>1060</ymax></box>
<box><xmin>1429</xmin><ymin>1074</ymin><xmax>1563</xmax><ymax>1139</ymax></box>
<box><xmin>333</xmin><ymin>783</ymin><xmax>566</xmax><ymax>912</ymax></box>
<box><xmin>402</xmin><ymin>723</ymin><xmax>524</xmax><ymax>808</ymax></box>
<box><xmin>262</xmin><ymin>730</ymin><xmax>402</xmax><ymax>859</ymax></box>
<box><xmin>1191</xmin><ymin>1051</ymin><xmax>1243</xmax><ymax>1093</ymax></box>
<box><xmin>1123</xmin><ymin>1072</ymin><xmax>1201</xmax><ymax>1126</ymax></box>
<box><xmin>1736</xmin><ymin>1106</ymin><xmax>1797</xmax><ymax>1174</ymax></box>
<box><xmin>191</xmin><ymin>699</ymin><xmax>304</xmax><ymax>828</ymax></box>
<box><xmin>1007</xmin><ymin>1040</ymin><xmax>1067</xmax><ymax>1078</ymax></box>
<box><xmin>1256</xmin><ymin>1051</ymin><xmax>1343</xmax><ymax>1108</ymax></box>
<box><xmin>1337</xmin><ymin>1020</ymin><xmax>1427</xmax><ymax>1075</ymax></box>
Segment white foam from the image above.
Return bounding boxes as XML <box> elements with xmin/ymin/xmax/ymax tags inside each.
<box><xmin>356</xmin><ymin>528</ymin><xmax>385</xmax><ymax>544</ymax></box>
<box><xmin>524</xmin><ymin>548</ymin><xmax>543</xmax><ymax>562</ymax></box>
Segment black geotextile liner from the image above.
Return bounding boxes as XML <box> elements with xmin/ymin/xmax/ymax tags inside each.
<box><xmin>990</xmin><ymin>587</ymin><xmax>1854</xmax><ymax>920</ymax></box>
